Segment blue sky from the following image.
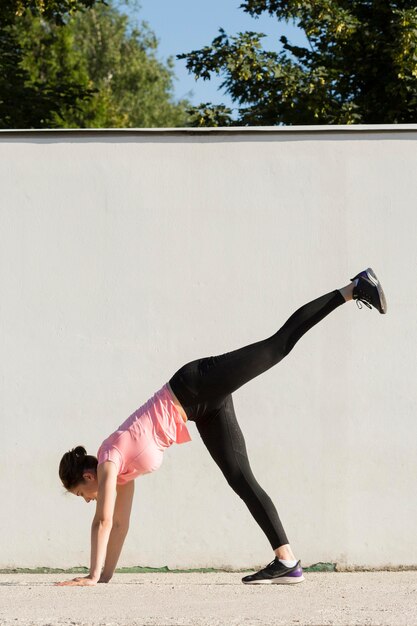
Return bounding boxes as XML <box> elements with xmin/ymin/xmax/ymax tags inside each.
<box><xmin>120</xmin><ymin>0</ymin><xmax>308</xmax><ymax>110</ymax></box>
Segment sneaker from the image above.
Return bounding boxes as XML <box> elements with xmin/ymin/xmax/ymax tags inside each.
<box><xmin>351</xmin><ymin>267</ymin><xmax>387</xmax><ymax>314</ymax></box>
<box><xmin>241</xmin><ymin>557</ymin><xmax>305</xmax><ymax>584</ymax></box>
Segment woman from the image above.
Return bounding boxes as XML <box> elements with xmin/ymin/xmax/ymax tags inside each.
<box><xmin>57</xmin><ymin>268</ymin><xmax>386</xmax><ymax>587</ymax></box>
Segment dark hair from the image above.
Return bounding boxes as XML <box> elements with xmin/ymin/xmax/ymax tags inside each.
<box><xmin>59</xmin><ymin>446</ymin><xmax>98</xmax><ymax>490</ymax></box>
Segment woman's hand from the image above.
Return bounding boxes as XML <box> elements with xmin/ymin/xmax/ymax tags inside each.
<box><xmin>55</xmin><ymin>576</ymin><xmax>97</xmax><ymax>587</ymax></box>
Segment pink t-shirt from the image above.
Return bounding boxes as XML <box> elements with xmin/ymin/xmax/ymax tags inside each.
<box><xmin>97</xmin><ymin>384</ymin><xmax>191</xmax><ymax>484</ymax></box>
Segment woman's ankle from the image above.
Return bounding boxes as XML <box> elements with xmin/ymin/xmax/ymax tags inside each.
<box><xmin>274</xmin><ymin>544</ymin><xmax>296</xmax><ymax>561</ymax></box>
<box><xmin>339</xmin><ymin>282</ymin><xmax>355</xmax><ymax>302</ymax></box>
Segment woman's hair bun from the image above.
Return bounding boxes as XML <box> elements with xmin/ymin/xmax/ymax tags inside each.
<box><xmin>71</xmin><ymin>445</ymin><xmax>87</xmax><ymax>458</ymax></box>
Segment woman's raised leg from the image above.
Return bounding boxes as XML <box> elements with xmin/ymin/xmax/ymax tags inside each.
<box><xmin>170</xmin><ymin>268</ymin><xmax>386</xmax><ymax>410</ymax></box>
<box><xmin>170</xmin><ymin>288</ymin><xmax>346</xmax><ymax>409</ymax></box>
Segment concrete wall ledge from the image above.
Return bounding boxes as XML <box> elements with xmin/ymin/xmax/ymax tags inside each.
<box><xmin>1</xmin><ymin>123</ymin><xmax>417</xmax><ymax>137</ymax></box>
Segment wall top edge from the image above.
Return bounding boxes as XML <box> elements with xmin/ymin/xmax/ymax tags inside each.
<box><xmin>1</xmin><ymin>124</ymin><xmax>417</xmax><ymax>136</ymax></box>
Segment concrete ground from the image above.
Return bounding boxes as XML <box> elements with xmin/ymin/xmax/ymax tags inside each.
<box><xmin>0</xmin><ymin>571</ymin><xmax>416</xmax><ymax>626</ymax></box>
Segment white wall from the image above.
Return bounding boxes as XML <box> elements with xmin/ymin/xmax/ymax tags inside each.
<box><xmin>1</xmin><ymin>126</ymin><xmax>416</xmax><ymax>570</ymax></box>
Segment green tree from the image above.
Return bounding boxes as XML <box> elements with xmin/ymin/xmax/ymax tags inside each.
<box><xmin>1</xmin><ymin>0</ymin><xmax>188</xmax><ymax>128</ymax></box>
<box><xmin>13</xmin><ymin>1</ymin><xmax>188</xmax><ymax>127</ymax></box>
<box><xmin>1</xmin><ymin>0</ymin><xmax>98</xmax><ymax>24</ymax></box>
<box><xmin>0</xmin><ymin>0</ymin><xmax>105</xmax><ymax>128</ymax></box>
<box><xmin>179</xmin><ymin>1</ymin><xmax>417</xmax><ymax>126</ymax></box>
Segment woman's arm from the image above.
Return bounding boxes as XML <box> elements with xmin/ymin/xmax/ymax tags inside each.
<box><xmin>56</xmin><ymin>461</ymin><xmax>118</xmax><ymax>586</ymax></box>
<box><xmin>99</xmin><ymin>480</ymin><xmax>135</xmax><ymax>582</ymax></box>
<box><xmin>89</xmin><ymin>461</ymin><xmax>118</xmax><ymax>581</ymax></box>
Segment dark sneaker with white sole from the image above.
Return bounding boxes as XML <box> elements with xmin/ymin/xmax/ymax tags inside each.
<box><xmin>351</xmin><ymin>267</ymin><xmax>387</xmax><ymax>314</ymax></box>
<box><xmin>242</xmin><ymin>558</ymin><xmax>305</xmax><ymax>584</ymax></box>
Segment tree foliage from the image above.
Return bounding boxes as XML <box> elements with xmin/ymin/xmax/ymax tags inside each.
<box><xmin>179</xmin><ymin>1</ymin><xmax>417</xmax><ymax>126</ymax></box>
<box><xmin>1</xmin><ymin>0</ymin><xmax>188</xmax><ymax>128</ymax></box>
<box><xmin>1</xmin><ymin>0</ymin><xmax>98</xmax><ymax>25</ymax></box>
<box><xmin>0</xmin><ymin>0</ymin><xmax>102</xmax><ymax>128</ymax></box>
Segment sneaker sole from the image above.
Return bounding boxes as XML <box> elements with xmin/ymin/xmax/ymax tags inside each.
<box><xmin>242</xmin><ymin>574</ymin><xmax>305</xmax><ymax>585</ymax></box>
<box><xmin>366</xmin><ymin>267</ymin><xmax>387</xmax><ymax>314</ymax></box>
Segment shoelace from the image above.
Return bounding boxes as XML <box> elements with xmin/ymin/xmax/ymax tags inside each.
<box><xmin>266</xmin><ymin>557</ymin><xmax>292</xmax><ymax>570</ymax></box>
<box><xmin>356</xmin><ymin>298</ymin><xmax>372</xmax><ymax>310</ymax></box>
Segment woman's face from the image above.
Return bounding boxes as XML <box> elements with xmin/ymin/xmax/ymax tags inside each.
<box><xmin>70</xmin><ymin>471</ymin><xmax>98</xmax><ymax>502</ymax></box>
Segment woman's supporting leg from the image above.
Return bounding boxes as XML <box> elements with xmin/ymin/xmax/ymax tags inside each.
<box><xmin>170</xmin><ymin>289</ymin><xmax>346</xmax><ymax>409</ymax></box>
<box><xmin>194</xmin><ymin>394</ymin><xmax>289</xmax><ymax>550</ymax></box>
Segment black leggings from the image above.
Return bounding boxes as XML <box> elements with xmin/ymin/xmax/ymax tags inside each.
<box><xmin>169</xmin><ymin>289</ymin><xmax>345</xmax><ymax>550</ymax></box>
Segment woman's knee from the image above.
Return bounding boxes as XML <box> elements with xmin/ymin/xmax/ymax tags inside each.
<box><xmin>225</xmin><ymin>466</ymin><xmax>254</xmax><ymax>496</ymax></box>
